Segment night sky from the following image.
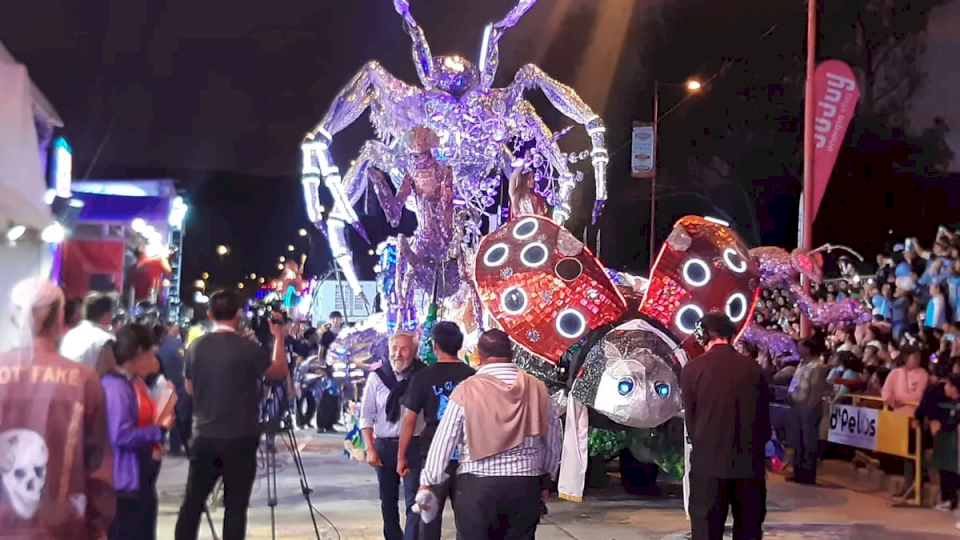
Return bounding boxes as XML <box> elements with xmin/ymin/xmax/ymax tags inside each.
<box><xmin>2</xmin><ymin>0</ymin><xmax>958</xmax><ymax>295</ymax></box>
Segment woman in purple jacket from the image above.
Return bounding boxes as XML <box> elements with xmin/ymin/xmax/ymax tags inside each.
<box><xmin>97</xmin><ymin>324</ymin><xmax>174</xmax><ymax>540</ymax></box>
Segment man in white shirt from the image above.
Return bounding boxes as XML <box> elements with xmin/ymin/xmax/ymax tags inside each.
<box><xmin>419</xmin><ymin>329</ymin><xmax>561</xmax><ymax>540</ymax></box>
<box><xmin>360</xmin><ymin>332</ymin><xmax>425</xmax><ymax>540</ymax></box>
<box><xmin>59</xmin><ymin>293</ymin><xmax>115</xmax><ymax>369</ymax></box>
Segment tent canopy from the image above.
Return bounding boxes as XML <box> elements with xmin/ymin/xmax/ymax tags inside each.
<box><xmin>0</xmin><ymin>62</ymin><xmax>52</xmax><ymax>231</ymax></box>
<box><xmin>0</xmin><ymin>41</ymin><xmax>62</xmax><ymax>128</ymax></box>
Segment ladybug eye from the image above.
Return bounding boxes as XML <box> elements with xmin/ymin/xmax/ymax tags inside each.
<box><xmin>654</xmin><ymin>381</ymin><xmax>671</xmax><ymax>398</ymax></box>
<box><xmin>618</xmin><ymin>378</ymin><xmax>635</xmax><ymax>396</ymax></box>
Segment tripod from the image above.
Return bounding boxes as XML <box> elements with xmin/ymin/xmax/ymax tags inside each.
<box><xmin>260</xmin><ymin>381</ymin><xmax>324</xmax><ymax>540</ymax></box>
<box><xmin>263</xmin><ymin>422</ymin><xmax>324</xmax><ymax>540</ymax></box>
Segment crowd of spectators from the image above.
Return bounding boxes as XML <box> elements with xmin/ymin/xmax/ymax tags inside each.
<box><xmin>742</xmin><ymin>226</ymin><xmax>960</xmax><ymax>515</ymax></box>
<box><xmin>749</xmin><ymin>227</ymin><xmax>960</xmax><ymax>395</ymax></box>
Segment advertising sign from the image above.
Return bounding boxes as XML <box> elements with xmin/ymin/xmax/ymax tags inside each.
<box><xmin>810</xmin><ymin>60</ymin><xmax>859</xmax><ymax>222</ymax></box>
<box><xmin>827</xmin><ymin>403</ymin><xmax>878</xmax><ymax>451</ymax></box>
<box><xmin>631</xmin><ymin>122</ymin><xmax>655</xmax><ymax>178</ymax></box>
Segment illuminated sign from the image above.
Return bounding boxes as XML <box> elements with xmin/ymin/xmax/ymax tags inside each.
<box><xmin>52</xmin><ymin>137</ymin><xmax>72</xmax><ymax>198</ymax></box>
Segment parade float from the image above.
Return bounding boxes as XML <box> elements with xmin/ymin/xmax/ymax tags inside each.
<box><xmin>300</xmin><ymin>0</ymin><xmax>608</xmax><ymax>335</ymax></box>
<box><xmin>310</xmin><ymin>0</ymin><xmax>868</xmax><ymax>502</ymax></box>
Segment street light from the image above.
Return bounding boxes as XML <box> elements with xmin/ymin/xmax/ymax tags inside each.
<box><xmin>279</xmin><ymin>256</ymin><xmax>286</xmax><ymax>263</ymax></box>
<box><xmin>277</xmin><ymin>263</ymin><xmax>284</xmax><ymax>271</ymax></box>
<box><xmin>259</xmin><ymin>277</ymin><xmax>266</xmax><ymax>284</ymax></box>
<box><xmin>298</xmin><ymin>228</ymin><xmax>308</xmax><ymax>237</ymax></box>
<box><xmin>215</xmin><ymin>245</ymin><xmax>230</xmax><ymax>257</ymax></box>
<box><xmin>368</xmin><ymin>249</ymin><xmax>375</xmax><ymax>256</ymax></box>
<box><xmin>194</xmin><ymin>279</ymin><xmax>206</xmax><ymax>290</ymax></box>
<box><xmin>287</xmin><ymin>244</ymin><xmax>295</xmax><ymax>252</ymax></box>
<box><xmin>250</xmin><ymin>273</ymin><xmax>257</xmax><ymax>280</ymax></box>
<box><xmin>650</xmin><ymin>78</ymin><xmax>703</xmax><ymax>272</ymax></box>
<box><xmin>237</xmin><ymin>282</ymin><xmax>245</xmax><ymax>290</ymax></box>
<box><xmin>201</xmin><ymin>271</ymin><xmax>210</xmax><ymax>280</ymax></box>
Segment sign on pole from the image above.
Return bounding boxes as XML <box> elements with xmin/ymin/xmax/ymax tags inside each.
<box><xmin>631</xmin><ymin>122</ymin><xmax>656</xmax><ymax>178</ymax></box>
<box><xmin>827</xmin><ymin>404</ymin><xmax>878</xmax><ymax>451</ymax></box>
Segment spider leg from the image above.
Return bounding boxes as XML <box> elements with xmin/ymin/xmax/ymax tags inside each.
<box><xmin>301</xmin><ymin>62</ymin><xmax>412</xmax><ymax>293</ymax></box>
<box><xmin>320</xmin><ymin>140</ymin><xmax>398</xmax><ymax>294</ymax></box>
<box><xmin>514</xmin><ymin>100</ymin><xmax>577</xmax><ymax>224</ymax></box>
<box><xmin>508</xmin><ymin>64</ymin><xmax>608</xmax><ymax>223</ymax></box>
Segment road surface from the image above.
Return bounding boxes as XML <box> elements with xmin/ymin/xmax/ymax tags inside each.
<box><xmin>155</xmin><ymin>431</ymin><xmax>960</xmax><ymax>539</ymax></box>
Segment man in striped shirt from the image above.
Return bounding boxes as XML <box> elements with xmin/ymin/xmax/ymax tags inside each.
<box><xmin>360</xmin><ymin>333</ymin><xmax>426</xmax><ymax>540</ymax></box>
<box><xmin>418</xmin><ymin>329</ymin><xmax>562</xmax><ymax>540</ymax></box>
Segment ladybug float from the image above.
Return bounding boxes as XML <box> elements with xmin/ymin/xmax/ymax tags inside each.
<box><xmin>474</xmin><ymin>215</ymin><xmax>761</xmax><ymax>430</ymax></box>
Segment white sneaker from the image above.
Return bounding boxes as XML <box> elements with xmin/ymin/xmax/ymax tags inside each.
<box><xmin>934</xmin><ymin>501</ymin><xmax>952</xmax><ymax>511</ymax></box>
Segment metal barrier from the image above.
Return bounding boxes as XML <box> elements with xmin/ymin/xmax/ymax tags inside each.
<box><xmin>822</xmin><ymin>393</ymin><xmax>922</xmax><ymax>506</ymax></box>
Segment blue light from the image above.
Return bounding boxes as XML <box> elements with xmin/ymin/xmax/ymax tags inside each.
<box><xmin>654</xmin><ymin>382</ymin><xmax>671</xmax><ymax>398</ymax></box>
<box><xmin>617</xmin><ymin>379</ymin><xmax>634</xmax><ymax>396</ymax></box>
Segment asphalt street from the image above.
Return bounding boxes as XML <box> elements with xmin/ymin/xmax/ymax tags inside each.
<box><xmin>154</xmin><ymin>432</ymin><xmax>960</xmax><ymax>539</ymax></box>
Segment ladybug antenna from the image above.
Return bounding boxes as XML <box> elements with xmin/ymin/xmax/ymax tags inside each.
<box><xmin>810</xmin><ymin>243</ymin><xmax>864</xmax><ymax>262</ymax></box>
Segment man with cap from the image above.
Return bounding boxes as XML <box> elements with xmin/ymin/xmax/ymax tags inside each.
<box><xmin>681</xmin><ymin>312</ymin><xmax>771</xmax><ymax>540</ymax></box>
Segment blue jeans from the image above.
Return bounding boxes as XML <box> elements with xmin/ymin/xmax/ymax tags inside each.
<box><xmin>373</xmin><ymin>437</ymin><xmax>421</xmax><ymax>540</ymax></box>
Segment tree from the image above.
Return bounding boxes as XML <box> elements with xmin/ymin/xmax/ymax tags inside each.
<box><xmin>633</xmin><ymin>0</ymin><xmax>955</xmax><ymax>252</ymax></box>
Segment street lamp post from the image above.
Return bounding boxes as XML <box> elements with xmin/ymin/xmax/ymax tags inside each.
<box><xmin>651</xmin><ymin>81</ymin><xmax>660</xmax><ymax>274</ymax></box>
<box><xmin>650</xmin><ymin>79</ymin><xmax>702</xmax><ymax>273</ymax></box>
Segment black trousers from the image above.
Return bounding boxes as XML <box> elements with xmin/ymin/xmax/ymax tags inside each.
<box><xmin>175</xmin><ymin>436</ymin><xmax>261</xmax><ymax>540</ymax></box>
<box><xmin>453</xmin><ymin>474</ymin><xmax>541</xmax><ymax>540</ymax></box>
<box><xmin>318</xmin><ymin>393</ymin><xmax>340</xmax><ymax>430</ymax></box>
<box><xmin>942</xmin><ymin>470</ymin><xmax>960</xmax><ymax>509</ymax></box>
<box><xmin>689</xmin><ymin>474</ymin><xmax>766</xmax><ymax>540</ymax></box>
<box><xmin>140</xmin><ymin>457</ymin><xmax>161</xmax><ymax>540</ymax></box>
<box><xmin>789</xmin><ymin>405</ymin><xmax>822</xmax><ymax>484</ymax></box>
<box><xmin>109</xmin><ymin>493</ymin><xmax>144</xmax><ymax>540</ymax></box>
<box><xmin>419</xmin><ymin>460</ymin><xmax>457</xmax><ymax>540</ymax></box>
<box><xmin>170</xmin><ymin>392</ymin><xmax>192</xmax><ymax>454</ymax></box>
<box><xmin>108</xmin><ymin>452</ymin><xmax>160</xmax><ymax>540</ymax></box>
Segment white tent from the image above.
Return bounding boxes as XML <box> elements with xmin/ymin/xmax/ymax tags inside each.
<box><xmin>0</xmin><ymin>44</ymin><xmax>60</xmax><ymax>350</ymax></box>
<box><xmin>0</xmin><ymin>62</ymin><xmax>53</xmax><ymax>230</ymax></box>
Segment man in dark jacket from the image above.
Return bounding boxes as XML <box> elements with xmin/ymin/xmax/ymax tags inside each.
<box><xmin>156</xmin><ymin>324</ymin><xmax>189</xmax><ymax>455</ymax></box>
<box><xmin>681</xmin><ymin>313</ymin><xmax>771</xmax><ymax>540</ymax></box>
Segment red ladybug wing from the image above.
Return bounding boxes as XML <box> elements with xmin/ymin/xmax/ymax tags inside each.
<box><xmin>474</xmin><ymin>216</ymin><xmax>628</xmax><ymax>363</ymax></box>
<box><xmin>639</xmin><ymin>216</ymin><xmax>760</xmax><ymax>358</ymax></box>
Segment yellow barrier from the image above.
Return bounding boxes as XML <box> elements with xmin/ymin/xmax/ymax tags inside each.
<box><xmin>822</xmin><ymin>394</ymin><xmax>921</xmax><ymax>506</ymax></box>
